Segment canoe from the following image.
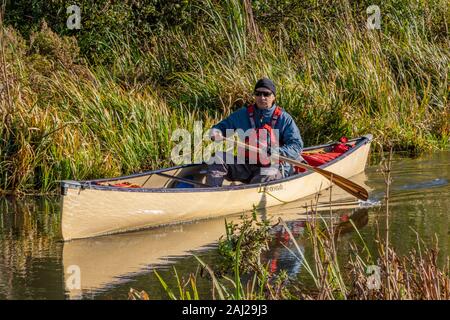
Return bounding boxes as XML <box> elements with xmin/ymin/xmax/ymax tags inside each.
<box><xmin>60</xmin><ymin>134</ymin><xmax>373</xmax><ymax>240</ymax></box>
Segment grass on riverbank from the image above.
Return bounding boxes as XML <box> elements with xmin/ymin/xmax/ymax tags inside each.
<box><xmin>132</xmin><ymin>208</ymin><xmax>450</xmax><ymax>300</ymax></box>
<box><xmin>1</xmin><ymin>1</ymin><xmax>449</xmax><ymax>194</ymax></box>
<box><xmin>130</xmin><ymin>209</ymin><xmax>450</xmax><ymax>300</ymax></box>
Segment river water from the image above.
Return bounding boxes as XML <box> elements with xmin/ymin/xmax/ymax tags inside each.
<box><xmin>0</xmin><ymin>151</ymin><xmax>448</xmax><ymax>299</ymax></box>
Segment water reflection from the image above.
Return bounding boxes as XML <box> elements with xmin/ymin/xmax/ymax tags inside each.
<box><xmin>267</xmin><ymin>220</ymin><xmax>306</xmax><ymax>277</ymax></box>
<box><xmin>397</xmin><ymin>178</ymin><xmax>448</xmax><ymax>191</ymax></box>
<box><xmin>263</xmin><ymin>208</ymin><xmax>370</xmax><ymax>278</ymax></box>
<box><xmin>0</xmin><ymin>151</ymin><xmax>448</xmax><ymax>299</ymax></box>
<box><xmin>0</xmin><ymin>178</ymin><xmax>372</xmax><ymax>299</ymax></box>
<box><xmin>0</xmin><ymin>197</ymin><xmax>63</xmax><ymax>299</ymax></box>
<box><xmin>62</xmin><ymin>218</ymin><xmax>228</xmax><ymax>299</ymax></box>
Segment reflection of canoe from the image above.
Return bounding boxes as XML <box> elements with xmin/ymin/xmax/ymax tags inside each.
<box><xmin>62</xmin><ymin>217</ymin><xmax>228</xmax><ymax>299</ymax></box>
<box><xmin>60</xmin><ymin>135</ymin><xmax>372</xmax><ymax>240</ymax></box>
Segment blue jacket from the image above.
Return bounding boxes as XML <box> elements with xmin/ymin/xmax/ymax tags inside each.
<box><xmin>212</xmin><ymin>104</ymin><xmax>304</xmax><ymax>177</ymax></box>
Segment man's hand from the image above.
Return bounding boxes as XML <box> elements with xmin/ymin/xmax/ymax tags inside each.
<box><xmin>209</xmin><ymin>128</ymin><xmax>224</xmax><ymax>141</ymax></box>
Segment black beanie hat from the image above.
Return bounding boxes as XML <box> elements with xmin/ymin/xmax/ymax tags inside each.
<box><xmin>254</xmin><ymin>78</ymin><xmax>276</xmax><ymax>96</ymax></box>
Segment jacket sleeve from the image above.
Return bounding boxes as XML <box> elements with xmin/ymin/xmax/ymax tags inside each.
<box><xmin>278</xmin><ymin>114</ymin><xmax>303</xmax><ymax>159</ymax></box>
<box><xmin>211</xmin><ymin>109</ymin><xmax>242</xmax><ymax>135</ymax></box>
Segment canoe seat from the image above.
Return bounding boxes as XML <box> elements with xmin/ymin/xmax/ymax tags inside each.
<box><xmin>223</xmin><ymin>179</ymin><xmax>244</xmax><ymax>186</ymax></box>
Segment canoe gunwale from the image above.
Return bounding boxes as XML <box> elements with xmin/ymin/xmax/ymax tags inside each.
<box><xmin>60</xmin><ymin>134</ymin><xmax>373</xmax><ymax>194</ymax></box>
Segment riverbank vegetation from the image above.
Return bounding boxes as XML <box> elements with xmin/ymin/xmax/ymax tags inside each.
<box><xmin>136</xmin><ymin>199</ymin><xmax>450</xmax><ymax>300</ymax></box>
<box><xmin>135</xmin><ymin>212</ymin><xmax>449</xmax><ymax>300</ymax></box>
<box><xmin>1</xmin><ymin>0</ymin><xmax>449</xmax><ymax>194</ymax></box>
<box><xmin>132</xmin><ymin>154</ymin><xmax>450</xmax><ymax>300</ymax></box>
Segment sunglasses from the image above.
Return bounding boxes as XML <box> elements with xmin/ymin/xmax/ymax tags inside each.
<box><xmin>254</xmin><ymin>91</ymin><xmax>272</xmax><ymax>97</ymax></box>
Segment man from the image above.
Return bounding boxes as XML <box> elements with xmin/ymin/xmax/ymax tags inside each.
<box><xmin>206</xmin><ymin>78</ymin><xmax>304</xmax><ymax>187</ymax></box>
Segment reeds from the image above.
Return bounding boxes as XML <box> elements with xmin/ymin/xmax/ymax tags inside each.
<box><xmin>1</xmin><ymin>1</ymin><xmax>449</xmax><ymax>194</ymax></box>
<box><xmin>0</xmin><ymin>22</ymin><xmax>219</xmax><ymax>194</ymax></box>
<box><xmin>139</xmin><ymin>211</ymin><xmax>290</xmax><ymax>300</ymax></box>
<box><xmin>138</xmin><ymin>199</ymin><xmax>449</xmax><ymax>300</ymax></box>
<box><xmin>133</xmin><ymin>150</ymin><xmax>449</xmax><ymax>300</ymax></box>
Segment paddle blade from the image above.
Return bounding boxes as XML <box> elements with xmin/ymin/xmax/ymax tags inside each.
<box><xmin>314</xmin><ymin>167</ymin><xmax>369</xmax><ymax>201</ymax></box>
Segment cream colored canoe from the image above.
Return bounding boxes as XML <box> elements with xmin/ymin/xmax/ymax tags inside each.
<box><xmin>63</xmin><ymin>173</ymin><xmax>373</xmax><ymax>298</ymax></box>
<box><xmin>60</xmin><ymin>134</ymin><xmax>373</xmax><ymax>241</ymax></box>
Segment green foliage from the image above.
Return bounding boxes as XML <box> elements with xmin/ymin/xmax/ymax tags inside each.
<box><xmin>152</xmin><ymin>267</ymin><xmax>200</xmax><ymax>300</ymax></box>
<box><xmin>132</xmin><ymin>205</ymin><xmax>450</xmax><ymax>300</ymax></box>
<box><xmin>218</xmin><ymin>210</ymin><xmax>273</xmax><ymax>275</ymax></box>
<box><xmin>4</xmin><ymin>0</ymin><xmax>199</xmax><ymax>63</ymax></box>
<box><xmin>146</xmin><ymin>214</ymin><xmax>290</xmax><ymax>300</ymax></box>
<box><xmin>1</xmin><ymin>0</ymin><xmax>449</xmax><ymax>193</ymax></box>
<box><xmin>0</xmin><ymin>21</ymin><xmax>218</xmax><ymax>193</ymax></box>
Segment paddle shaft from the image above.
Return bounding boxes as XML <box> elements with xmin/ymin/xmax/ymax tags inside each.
<box><xmin>222</xmin><ymin>137</ymin><xmax>369</xmax><ymax>201</ymax></box>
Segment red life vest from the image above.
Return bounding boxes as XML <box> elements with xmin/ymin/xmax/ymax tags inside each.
<box><xmin>294</xmin><ymin>136</ymin><xmax>352</xmax><ymax>173</ymax></box>
<box><xmin>243</xmin><ymin>104</ymin><xmax>282</xmax><ymax>166</ymax></box>
<box><xmin>332</xmin><ymin>136</ymin><xmax>351</xmax><ymax>153</ymax></box>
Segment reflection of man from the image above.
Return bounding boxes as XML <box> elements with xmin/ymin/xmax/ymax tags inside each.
<box><xmin>206</xmin><ymin>78</ymin><xmax>304</xmax><ymax>187</ymax></box>
<box><xmin>268</xmin><ymin>221</ymin><xmax>305</xmax><ymax>277</ymax></box>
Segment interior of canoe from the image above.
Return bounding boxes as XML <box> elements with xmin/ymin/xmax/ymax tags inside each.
<box><xmin>92</xmin><ymin>137</ymin><xmax>359</xmax><ymax>189</ymax></box>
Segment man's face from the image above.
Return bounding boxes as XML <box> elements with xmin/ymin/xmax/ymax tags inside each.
<box><xmin>254</xmin><ymin>88</ymin><xmax>275</xmax><ymax>109</ymax></box>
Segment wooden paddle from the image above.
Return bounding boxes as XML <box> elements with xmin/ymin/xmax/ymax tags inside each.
<box><xmin>221</xmin><ymin>136</ymin><xmax>369</xmax><ymax>201</ymax></box>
